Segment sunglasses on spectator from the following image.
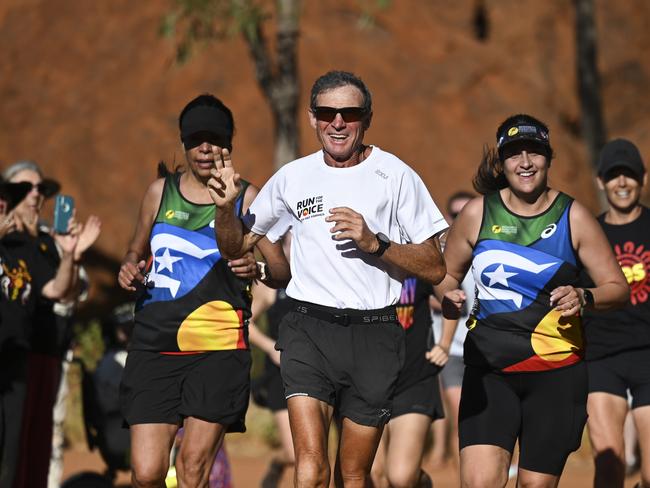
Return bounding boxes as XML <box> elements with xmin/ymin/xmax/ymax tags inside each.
<box><xmin>312</xmin><ymin>106</ymin><xmax>368</xmax><ymax>123</ymax></box>
<box><xmin>25</xmin><ymin>182</ymin><xmax>49</xmax><ymax>195</ymax></box>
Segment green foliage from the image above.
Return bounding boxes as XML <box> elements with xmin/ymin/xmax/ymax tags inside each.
<box><xmin>63</xmin><ymin>361</ymin><xmax>86</xmax><ymax>447</ymax></box>
<box><xmin>161</xmin><ymin>0</ymin><xmax>392</xmax><ymax>63</ymax></box>
<box><xmin>63</xmin><ymin>319</ymin><xmax>105</xmax><ymax>448</ymax></box>
<box><xmin>73</xmin><ymin>319</ymin><xmax>105</xmax><ymax>371</ymax></box>
<box><xmin>357</xmin><ymin>0</ymin><xmax>391</xmax><ymax>29</ymax></box>
<box><xmin>160</xmin><ymin>0</ymin><xmax>269</xmax><ymax>63</ymax></box>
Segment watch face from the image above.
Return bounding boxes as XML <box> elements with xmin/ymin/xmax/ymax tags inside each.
<box><xmin>584</xmin><ymin>289</ymin><xmax>594</xmax><ymax>305</ymax></box>
<box><xmin>374</xmin><ymin>232</ymin><xmax>391</xmax><ymax>257</ymax></box>
<box><xmin>377</xmin><ymin>232</ymin><xmax>390</xmax><ymax>245</ymax></box>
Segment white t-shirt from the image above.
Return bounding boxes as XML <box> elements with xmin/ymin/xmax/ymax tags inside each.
<box><xmin>245</xmin><ymin>146</ymin><xmax>448</xmax><ymax>309</ymax></box>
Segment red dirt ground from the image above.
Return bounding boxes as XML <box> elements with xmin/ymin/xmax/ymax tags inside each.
<box><xmin>63</xmin><ymin>441</ymin><xmax>642</xmax><ymax>487</ymax></box>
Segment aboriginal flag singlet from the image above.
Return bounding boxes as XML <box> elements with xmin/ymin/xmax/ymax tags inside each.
<box><xmin>464</xmin><ymin>191</ymin><xmax>584</xmax><ymax>373</ymax></box>
<box><xmin>130</xmin><ymin>173</ymin><xmax>252</xmax><ymax>353</ymax></box>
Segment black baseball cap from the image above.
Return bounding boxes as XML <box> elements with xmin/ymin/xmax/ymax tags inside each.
<box><xmin>598</xmin><ymin>138</ymin><xmax>645</xmax><ymax>180</ymax></box>
<box><xmin>497</xmin><ymin>116</ymin><xmax>552</xmax><ymax>160</ymax></box>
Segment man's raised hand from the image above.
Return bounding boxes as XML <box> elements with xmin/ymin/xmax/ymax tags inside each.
<box><xmin>208</xmin><ymin>147</ymin><xmax>241</xmax><ymax>208</ymax></box>
<box><xmin>325</xmin><ymin>207</ymin><xmax>378</xmax><ymax>253</ymax></box>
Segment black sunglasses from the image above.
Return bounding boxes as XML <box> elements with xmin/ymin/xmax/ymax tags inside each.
<box><xmin>312</xmin><ymin>106</ymin><xmax>368</xmax><ymax>123</ymax></box>
<box><xmin>26</xmin><ymin>182</ymin><xmax>49</xmax><ymax>195</ymax></box>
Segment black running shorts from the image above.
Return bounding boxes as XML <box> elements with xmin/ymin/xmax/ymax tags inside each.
<box><xmin>391</xmin><ymin>373</ymin><xmax>444</xmax><ymax>420</ymax></box>
<box><xmin>251</xmin><ymin>362</ymin><xmax>287</xmax><ymax>413</ymax></box>
<box><xmin>276</xmin><ymin>304</ymin><xmax>405</xmax><ymax>427</ymax></box>
<box><xmin>458</xmin><ymin>362</ymin><xmax>588</xmax><ymax>476</ymax></box>
<box><xmin>120</xmin><ymin>349</ymin><xmax>251</xmax><ymax>432</ymax></box>
<box><xmin>587</xmin><ymin>347</ymin><xmax>650</xmax><ymax>409</ymax></box>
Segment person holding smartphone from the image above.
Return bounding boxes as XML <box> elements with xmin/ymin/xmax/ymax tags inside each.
<box><xmin>0</xmin><ymin>173</ymin><xmax>81</xmax><ymax>488</ymax></box>
<box><xmin>117</xmin><ymin>94</ymin><xmax>290</xmax><ymax>488</ymax></box>
<box><xmin>1</xmin><ymin>160</ymin><xmax>101</xmax><ymax>488</ymax></box>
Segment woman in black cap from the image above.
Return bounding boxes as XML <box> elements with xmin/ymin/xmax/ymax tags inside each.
<box><xmin>2</xmin><ymin>160</ymin><xmax>101</xmax><ymax>488</ymax></box>
<box><xmin>434</xmin><ymin>114</ymin><xmax>629</xmax><ymax>487</ymax></box>
<box><xmin>584</xmin><ymin>138</ymin><xmax>650</xmax><ymax>488</ymax></box>
<box><xmin>0</xmin><ymin>175</ymin><xmax>80</xmax><ymax>488</ymax></box>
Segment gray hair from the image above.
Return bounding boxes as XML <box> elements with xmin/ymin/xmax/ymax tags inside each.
<box><xmin>309</xmin><ymin>71</ymin><xmax>372</xmax><ymax>114</ymax></box>
<box><xmin>2</xmin><ymin>160</ymin><xmax>43</xmax><ymax>182</ymax></box>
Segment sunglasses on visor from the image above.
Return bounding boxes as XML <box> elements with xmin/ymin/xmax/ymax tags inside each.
<box><xmin>25</xmin><ymin>182</ymin><xmax>49</xmax><ymax>195</ymax></box>
<box><xmin>312</xmin><ymin>106</ymin><xmax>368</xmax><ymax>123</ymax></box>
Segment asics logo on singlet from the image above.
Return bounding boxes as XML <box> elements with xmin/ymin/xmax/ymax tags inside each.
<box><xmin>540</xmin><ymin>223</ymin><xmax>557</xmax><ymax>239</ymax></box>
<box><xmin>296</xmin><ymin>195</ymin><xmax>325</xmax><ymax>220</ymax></box>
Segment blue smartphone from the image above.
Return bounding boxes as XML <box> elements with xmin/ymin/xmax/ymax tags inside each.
<box><xmin>53</xmin><ymin>194</ymin><xmax>74</xmax><ymax>234</ymax></box>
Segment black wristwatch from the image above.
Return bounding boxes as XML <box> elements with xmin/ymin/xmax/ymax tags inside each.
<box><xmin>582</xmin><ymin>288</ymin><xmax>595</xmax><ymax>309</ymax></box>
<box><xmin>372</xmin><ymin>232</ymin><xmax>391</xmax><ymax>257</ymax></box>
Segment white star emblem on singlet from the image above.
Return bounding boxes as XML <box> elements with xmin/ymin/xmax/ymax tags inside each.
<box><xmin>156</xmin><ymin>248</ymin><xmax>183</xmax><ymax>273</ymax></box>
<box><xmin>484</xmin><ymin>264</ymin><xmax>518</xmax><ymax>287</ymax></box>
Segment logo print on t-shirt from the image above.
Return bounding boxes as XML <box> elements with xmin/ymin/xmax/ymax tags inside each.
<box><xmin>296</xmin><ymin>195</ymin><xmax>325</xmax><ymax>221</ymax></box>
<box><xmin>0</xmin><ymin>258</ymin><xmax>33</xmax><ymax>304</ymax></box>
<box><xmin>615</xmin><ymin>241</ymin><xmax>650</xmax><ymax>305</ymax></box>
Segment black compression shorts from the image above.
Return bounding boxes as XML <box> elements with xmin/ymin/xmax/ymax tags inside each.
<box><xmin>459</xmin><ymin>362</ymin><xmax>588</xmax><ymax>476</ymax></box>
<box><xmin>120</xmin><ymin>349</ymin><xmax>251</xmax><ymax>432</ymax></box>
<box><xmin>587</xmin><ymin>347</ymin><xmax>650</xmax><ymax>409</ymax></box>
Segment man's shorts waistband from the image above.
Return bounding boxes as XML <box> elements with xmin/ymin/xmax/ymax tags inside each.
<box><xmin>293</xmin><ymin>300</ymin><xmax>398</xmax><ymax>326</ymax></box>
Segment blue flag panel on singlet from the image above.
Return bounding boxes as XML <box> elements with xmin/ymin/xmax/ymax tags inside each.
<box><xmin>473</xmin><ymin>240</ymin><xmax>561</xmax><ymax>319</ymax></box>
<box><xmin>143</xmin><ymin>222</ymin><xmax>222</xmax><ymax>305</ymax></box>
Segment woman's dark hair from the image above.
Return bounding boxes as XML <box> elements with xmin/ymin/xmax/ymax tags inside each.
<box><xmin>157</xmin><ymin>160</ymin><xmax>182</xmax><ymax>178</ymax></box>
<box><xmin>473</xmin><ymin>145</ymin><xmax>508</xmax><ymax>195</ymax></box>
<box><xmin>473</xmin><ymin>113</ymin><xmax>554</xmax><ymax>195</ymax></box>
<box><xmin>309</xmin><ymin>71</ymin><xmax>372</xmax><ymax>114</ymax></box>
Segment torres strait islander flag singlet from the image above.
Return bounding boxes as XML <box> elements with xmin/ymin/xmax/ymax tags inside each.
<box><xmin>464</xmin><ymin>191</ymin><xmax>584</xmax><ymax>373</ymax></box>
<box><xmin>131</xmin><ymin>173</ymin><xmax>252</xmax><ymax>353</ymax></box>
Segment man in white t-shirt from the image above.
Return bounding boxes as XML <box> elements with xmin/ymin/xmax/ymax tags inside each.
<box><xmin>208</xmin><ymin>71</ymin><xmax>447</xmax><ymax>488</ymax></box>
